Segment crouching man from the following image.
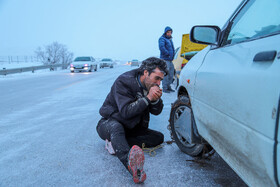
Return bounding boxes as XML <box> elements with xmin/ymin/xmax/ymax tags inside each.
<box><xmin>96</xmin><ymin>57</ymin><xmax>168</xmax><ymax>183</ymax></box>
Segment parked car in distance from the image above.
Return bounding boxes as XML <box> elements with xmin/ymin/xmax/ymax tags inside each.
<box><xmin>169</xmin><ymin>0</ymin><xmax>280</xmax><ymax>186</ymax></box>
<box><xmin>100</xmin><ymin>58</ymin><xmax>114</xmax><ymax>68</ymax></box>
<box><xmin>130</xmin><ymin>59</ymin><xmax>140</xmax><ymax>67</ymax></box>
<box><xmin>70</xmin><ymin>56</ymin><xmax>97</xmax><ymax>73</ymax></box>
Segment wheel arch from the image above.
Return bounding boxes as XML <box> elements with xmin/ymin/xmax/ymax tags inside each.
<box><xmin>177</xmin><ymin>86</ymin><xmax>190</xmax><ymax>101</ymax></box>
<box><xmin>176</xmin><ymin>85</ymin><xmax>207</xmax><ymax>144</ymax></box>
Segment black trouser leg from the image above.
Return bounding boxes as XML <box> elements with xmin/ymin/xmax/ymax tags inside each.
<box><xmin>126</xmin><ymin>128</ymin><xmax>164</xmax><ymax>148</ymax></box>
<box><xmin>96</xmin><ymin>118</ymin><xmax>130</xmax><ymax>167</ymax></box>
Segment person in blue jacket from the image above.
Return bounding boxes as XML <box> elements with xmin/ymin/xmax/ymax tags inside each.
<box><xmin>158</xmin><ymin>26</ymin><xmax>175</xmax><ymax>93</ymax></box>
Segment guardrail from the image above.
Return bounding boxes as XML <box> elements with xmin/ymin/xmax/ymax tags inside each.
<box><xmin>0</xmin><ymin>64</ymin><xmax>68</xmax><ymax>76</ymax></box>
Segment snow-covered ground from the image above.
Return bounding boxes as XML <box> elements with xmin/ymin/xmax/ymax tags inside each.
<box><xmin>0</xmin><ymin>65</ymin><xmax>247</xmax><ymax>186</ymax></box>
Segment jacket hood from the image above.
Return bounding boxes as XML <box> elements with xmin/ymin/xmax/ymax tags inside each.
<box><xmin>164</xmin><ymin>26</ymin><xmax>172</xmax><ymax>34</ymax></box>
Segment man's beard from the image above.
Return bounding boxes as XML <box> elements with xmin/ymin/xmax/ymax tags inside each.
<box><xmin>145</xmin><ymin>77</ymin><xmax>159</xmax><ymax>91</ymax></box>
<box><xmin>143</xmin><ymin>77</ymin><xmax>150</xmax><ymax>91</ymax></box>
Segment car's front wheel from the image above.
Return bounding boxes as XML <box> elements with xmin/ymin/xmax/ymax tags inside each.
<box><xmin>88</xmin><ymin>65</ymin><xmax>92</xmax><ymax>72</ymax></box>
<box><xmin>169</xmin><ymin>96</ymin><xmax>211</xmax><ymax>157</ymax></box>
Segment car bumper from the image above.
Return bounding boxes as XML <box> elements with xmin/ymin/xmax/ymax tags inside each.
<box><xmin>70</xmin><ymin>67</ymin><xmax>90</xmax><ymax>71</ymax></box>
<box><xmin>100</xmin><ymin>64</ymin><xmax>112</xmax><ymax>67</ymax></box>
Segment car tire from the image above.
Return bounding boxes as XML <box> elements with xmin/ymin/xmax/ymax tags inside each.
<box><xmin>88</xmin><ymin>65</ymin><xmax>92</xmax><ymax>72</ymax></box>
<box><xmin>169</xmin><ymin>96</ymin><xmax>211</xmax><ymax>157</ymax></box>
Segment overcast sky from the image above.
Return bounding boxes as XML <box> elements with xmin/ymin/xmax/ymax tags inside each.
<box><xmin>0</xmin><ymin>0</ymin><xmax>242</xmax><ymax>61</ymax></box>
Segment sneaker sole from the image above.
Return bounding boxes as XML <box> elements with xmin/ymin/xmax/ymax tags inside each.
<box><xmin>105</xmin><ymin>139</ymin><xmax>116</xmax><ymax>155</ymax></box>
<box><xmin>128</xmin><ymin>145</ymin><xmax>146</xmax><ymax>183</ymax></box>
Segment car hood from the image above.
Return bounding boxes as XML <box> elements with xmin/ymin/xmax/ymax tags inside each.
<box><xmin>72</xmin><ymin>61</ymin><xmax>91</xmax><ymax>65</ymax></box>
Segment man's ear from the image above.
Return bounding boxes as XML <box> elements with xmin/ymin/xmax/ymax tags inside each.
<box><xmin>144</xmin><ymin>70</ymin><xmax>149</xmax><ymax>76</ymax></box>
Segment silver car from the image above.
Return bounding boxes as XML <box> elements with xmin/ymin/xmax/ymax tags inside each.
<box><xmin>130</xmin><ymin>59</ymin><xmax>140</xmax><ymax>67</ymax></box>
<box><xmin>100</xmin><ymin>58</ymin><xmax>114</xmax><ymax>68</ymax></box>
<box><xmin>70</xmin><ymin>56</ymin><xmax>97</xmax><ymax>73</ymax></box>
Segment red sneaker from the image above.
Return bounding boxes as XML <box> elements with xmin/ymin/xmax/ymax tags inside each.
<box><xmin>127</xmin><ymin>145</ymin><xmax>146</xmax><ymax>183</ymax></box>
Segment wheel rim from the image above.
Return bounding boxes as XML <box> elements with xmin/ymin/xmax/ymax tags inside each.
<box><xmin>173</xmin><ymin>105</ymin><xmax>196</xmax><ymax>148</ymax></box>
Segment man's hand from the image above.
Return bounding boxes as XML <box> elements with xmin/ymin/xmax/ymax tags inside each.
<box><xmin>147</xmin><ymin>85</ymin><xmax>162</xmax><ymax>102</ymax></box>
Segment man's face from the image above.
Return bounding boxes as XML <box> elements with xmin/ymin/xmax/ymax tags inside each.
<box><xmin>143</xmin><ymin>68</ymin><xmax>164</xmax><ymax>91</ymax></box>
<box><xmin>166</xmin><ymin>30</ymin><xmax>172</xmax><ymax>37</ymax></box>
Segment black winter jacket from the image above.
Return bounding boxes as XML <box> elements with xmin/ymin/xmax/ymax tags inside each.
<box><xmin>99</xmin><ymin>69</ymin><xmax>163</xmax><ymax>129</ymax></box>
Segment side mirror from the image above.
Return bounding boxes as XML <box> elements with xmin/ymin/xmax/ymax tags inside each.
<box><xmin>190</xmin><ymin>26</ymin><xmax>221</xmax><ymax>45</ymax></box>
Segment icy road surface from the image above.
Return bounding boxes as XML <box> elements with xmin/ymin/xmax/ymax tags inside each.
<box><xmin>0</xmin><ymin>65</ymin><xmax>247</xmax><ymax>186</ymax></box>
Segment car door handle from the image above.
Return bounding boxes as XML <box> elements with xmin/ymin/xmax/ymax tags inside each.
<box><xmin>253</xmin><ymin>50</ymin><xmax>277</xmax><ymax>62</ymax></box>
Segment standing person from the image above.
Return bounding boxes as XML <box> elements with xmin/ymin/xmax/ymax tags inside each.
<box><xmin>158</xmin><ymin>26</ymin><xmax>175</xmax><ymax>93</ymax></box>
<box><xmin>96</xmin><ymin>57</ymin><xmax>168</xmax><ymax>184</ymax></box>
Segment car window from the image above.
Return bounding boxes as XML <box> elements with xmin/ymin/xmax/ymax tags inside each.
<box><xmin>101</xmin><ymin>58</ymin><xmax>112</xmax><ymax>61</ymax></box>
<box><xmin>225</xmin><ymin>0</ymin><xmax>280</xmax><ymax>45</ymax></box>
<box><xmin>74</xmin><ymin>57</ymin><xmax>91</xmax><ymax>61</ymax></box>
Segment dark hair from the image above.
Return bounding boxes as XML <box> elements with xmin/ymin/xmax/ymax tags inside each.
<box><xmin>139</xmin><ymin>57</ymin><xmax>168</xmax><ymax>76</ymax></box>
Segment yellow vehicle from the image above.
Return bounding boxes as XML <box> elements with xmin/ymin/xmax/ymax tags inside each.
<box><xmin>173</xmin><ymin>34</ymin><xmax>207</xmax><ymax>86</ymax></box>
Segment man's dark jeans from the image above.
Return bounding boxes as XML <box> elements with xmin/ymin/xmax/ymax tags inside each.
<box><xmin>96</xmin><ymin>118</ymin><xmax>164</xmax><ymax>167</ymax></box>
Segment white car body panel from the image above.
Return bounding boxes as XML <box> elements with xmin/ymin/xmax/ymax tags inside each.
<box><xmin>278</xmin><ymin>120</ymin><xmax>280</xmax><ymax>185</ymax></box>
<box><xmin>179</xmin><ymin>46</ymin><xmax>211</xmax><ymax>99</ymax></box>
<box><xmin>179</xmin><ymin>25</ymin><xmax>280</xmax><ymax>187</ymax></box>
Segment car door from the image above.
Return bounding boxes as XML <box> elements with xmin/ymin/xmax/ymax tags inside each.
<box><xmin>277</xmin><ymin>96</ymin><xmax>280</xmax><ymax>186</ymax></box>
<box><xmin>191</xmin><ymin>0</ymin><xmax>280</xmax><ymax>186</ymax></box>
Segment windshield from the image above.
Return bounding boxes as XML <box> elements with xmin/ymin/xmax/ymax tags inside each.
<box><xmin>74</xmin><ymin>57</ymin><xmax>91</xmax><ymax>61</ymax></box>
<box><xmin>225</xmin><ymin>0</ymin><xmax>280</xmax><ymax>45</ymax></box>
<box><xmin>101</xmin><ymin>58</ymin><xmax>112</xmax><ymax>61</ymax></box>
